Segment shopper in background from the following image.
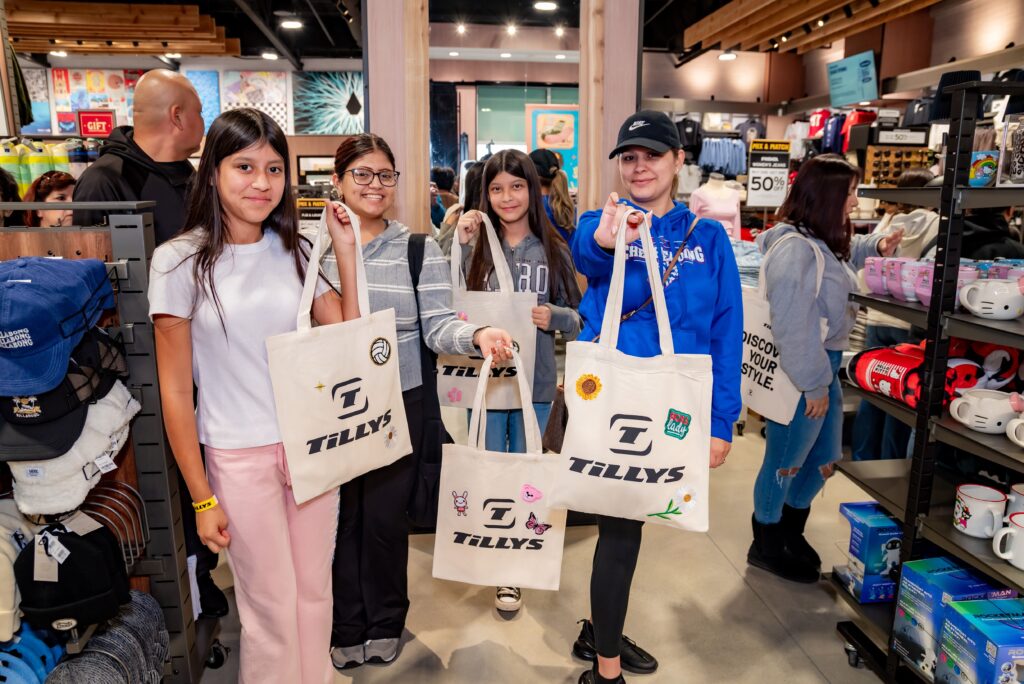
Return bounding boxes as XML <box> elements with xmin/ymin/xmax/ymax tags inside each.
<box><xmin>529</xmin><ymin>148</ymin><xmax>576</xmax><ymax>243</ymax></box>
<box><xmin>0</xmin><ymin>168</ymin><xmax>19</xmax><ymax>227</ymax></box>
<box><xmin>454</xmin><ymin>149</ymin><xmax>582</xmax><ymax>614</ymax></box>
<box><xmin>436</xmin><ymin>160</ymin><xmax>484</xmax><ymax>254</ymax></box>
<box><xmin>22</xmin><ymin>170</ymin><xmax>74</xmax><ymax>227</ymax></box>
<box><xmin>570</xmin><ymin>110</ymin><xmax>742</xmax><ymax>684</ymax></box>
<box><xmin>73</xmin><ymin>69</ymin><xmax>204</xmax><ymax>244</ymax></box>
<box><xmin>149</xmin><ymin>108</ymin><xmax>360</xmax><ymax>684</ymax></box>
<box><xmin>72</xmin><ymin>67</ymin><xmax>225</xmax><ymax>619</ymax></box>
<box><xmin>922</xmin><ymin>205</ymin><xmax>1024</xmax><ymax>260</ymax></box>
<box><xmin>320</xmin><ymin>134</ymin><xmax>512</xmax><ymax>671</ymax></box>
<box><xmin>750</xmin><ymin>155</ymin><xmax>904</xmax><ymax>584</ymax></box>
<box><xmin>432</xmin><ymin>166</ymin><xmax>459</xmax><ymax>209</ymax></box>
<box><xmin>852</xmin><ymin>168</ymin><xmax>937</xmax><ymax>462</ymax></box>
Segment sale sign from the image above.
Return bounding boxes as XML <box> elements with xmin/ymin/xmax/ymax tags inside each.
<box><xmin>747</xmin><ymin>139</ymin><xmax>790</xmax><ymax>208</ymax></box>
<box><xmin>77</xmin><ymin>110</ymin><xmax>116</xmax><ymax>138</ymax></box>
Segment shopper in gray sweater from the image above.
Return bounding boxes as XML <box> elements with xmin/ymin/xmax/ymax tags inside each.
<box><xmin>749</xmin><ymin>154</ymin><xmax>903</xmax><ymax>583</ymax></box>
<box><xmin>314</xmin><ymin>134</ymin><xmax>512</xmax><ymax>672</ymax></box>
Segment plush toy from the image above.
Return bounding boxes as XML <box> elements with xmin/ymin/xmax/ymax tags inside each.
<box><xmin>967</xmin><ymin>341</ymin><xmax>1021</xmax><ymax>390</ymax></box>
<box><xmin>848</xmin><ymin>345</ymin><xmax>984</xmax><ymax>408</ymax></box>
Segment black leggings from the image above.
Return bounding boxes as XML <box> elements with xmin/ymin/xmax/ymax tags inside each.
<box><xmin>590</xmin><ymin>515</ymin><xmax>644</xmax><ymax>658</ymax></box>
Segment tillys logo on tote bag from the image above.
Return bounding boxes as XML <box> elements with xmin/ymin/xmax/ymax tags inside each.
<box><xmin>305</xmin><ymin>372</ymin><xmax>395</xmax><ymax>455</ymax></box>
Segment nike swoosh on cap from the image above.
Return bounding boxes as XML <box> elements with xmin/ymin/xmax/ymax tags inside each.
<box><xmin>628</xmin><ymin>121</ymin><xmax>647</xmax><ymax>131</ymax></box>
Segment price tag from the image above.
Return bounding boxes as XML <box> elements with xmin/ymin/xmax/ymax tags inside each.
<box><xmin>94</xmin><ymin>453</ymin><xmax>118</xmax><ymax>473</ymax></box>
<box><xmin>41</xmin><ymin>532</ymin><xmax>70</xmax><ymax>564</ymax></box>
<box><xmin>747</xmin><ymin>140</ymin><xmax>790</xmax><ymax>208</ymax></box>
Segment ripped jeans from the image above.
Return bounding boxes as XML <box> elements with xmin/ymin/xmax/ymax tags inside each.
<box><xmin>753</xmin><ymin>350</ymin><xmax>843</xmax><ymax>524</ymax></box>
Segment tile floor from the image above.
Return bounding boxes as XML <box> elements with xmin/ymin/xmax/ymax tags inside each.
<box><xmin>201</xmin><ymin>409</ymin><xmax>882</xmax><ymax>683</ymax></box>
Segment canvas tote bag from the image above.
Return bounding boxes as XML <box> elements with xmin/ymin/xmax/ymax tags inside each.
<box><xmin>548</xmin><ymin>210</ymin><xmax>713</xmax><ymax>531</ymax></box>
<box><xmin>437</xmin><ymin>213</ymin><xmax>537</xmax><ymax>410</ymax></box>
<box><xmin>741</xmin><ymin>232</ymin><xmax>826</xmax><ymax>425</ymax></box>
<box><xmin>266</xmin><ymin>205</ymin><xmax>412</xmax><ymax>504</ymax></box>
<box><xmin>432</xmin><ymin>349</ymin><xmax>566</xmax><ymax>590</ymax></box>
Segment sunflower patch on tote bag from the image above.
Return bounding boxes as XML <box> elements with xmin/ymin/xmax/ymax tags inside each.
<box><xmin>266</xmin><ymin>205</ymin><xmax>412</xmax><ymax>505</ymax></box>
<box><xmin>547</xmin><ymin>210</ymin><xmax>713</xmax><ymax>531</ymax></box>
<box><xmin>433</xmin><ymin>350</ymin><xmax>566</xmax><ymax>590</ymax></box>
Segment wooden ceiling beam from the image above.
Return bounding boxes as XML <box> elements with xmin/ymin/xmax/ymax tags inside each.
<box><xmin>735</xmin><ymin>0</ymin><xmax>850</xmax><ymax>50</ymax></box>
<box><xmin>9</xmin><ymin>38</ymin><xmax>239</xmax><ymax>56</ymax></box>
<box><xmin>7</xmin><ymin>10</ymin><xmax>205</xmax><ymax>30</ymax></box>
<box><xmin>682</xmin><ymin>0</ymin><xmax>778</xmax><ymax>48</ymax></box>
<box><xmin>790</xmin><ymin>0</ymin><xmax>941</xmax><ymax>53</ymax></box>
<box><xmin>6</xmin><ymin>1</ymin><xmax>200</xmax><ymax>22</ymax></box>
<box><xmin>10</xmin><ymin>24</ymin><xmax>220</xmax><ymax>41</ymax></box>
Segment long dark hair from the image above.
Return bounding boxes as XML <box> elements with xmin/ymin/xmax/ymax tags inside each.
<box><xmin>467</xmin><ymin>149</ymin><xmax>580</xmax><ymax>306</ymax></box>
<box><xmin>778</xmin><ymin>154</ymin><xmax>860</xmax><ymax>261</ymax></box>
<box><xmin>179</xmin><ymin>108</ymin><xmax>305</xmax><ymax>324</ymax></box>
<box><xmin>333</xmin><ymin>133</ymin><xmax>396</xmax><ymax>189</ymax></box>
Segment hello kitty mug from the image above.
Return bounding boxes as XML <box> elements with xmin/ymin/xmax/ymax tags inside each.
<box><xmin>884</xmin><ymin>258</ymin><xmax>913</xmax><ymax>299</ymax></box>
<box><xmin>864</xmin><ymin>257</ymin><xmax>888</xmax><ymax>295</ymax></box>
<box><xmin>1008</xmin><ymin>417</ymin><xmax>1024</xmax><ymax>449</ymax></box>
<box><xmin>993</xmin><ymin>512</ymin><xmax>1024</xmax><ymax>570</ymax></box>
<box><xmin>897</xmin><ymin>261</ymin><xmax>929</xmax><ymax>302</ymax></box>
<box><xmin>960</xmin><ymin>278</ymin><xmax>1024</xmax><ymax>320</ymax></box>
<box><xmin>1005</xmin><ymin>483</ymin><xmax>1024</xmax><ymax>522</ymax></box>
<box><xmin>954</xmin><ymin>484</ymin><xmax>1007</xmax><ymax>538</ymax></box>
<box><xmin>950</xmin><ymin>389</ymin><xmax>1019</xmax><ymax>434</ymax></box>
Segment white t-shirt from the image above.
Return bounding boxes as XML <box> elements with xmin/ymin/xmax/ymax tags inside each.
<box><xmin>148</xmin><ymin>229</ymin><xmax>328</xmax><ymax>449</ymax></box>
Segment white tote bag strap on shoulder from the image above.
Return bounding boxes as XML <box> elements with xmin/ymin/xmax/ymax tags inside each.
<box><xmin>757</xmin><ymin>231</ymin><xmax>825</xmax><ymax>299</ymax></box>
<box><xmin>599</xmin><ymin>208</ymin><xmax>674</xmax><ymax>356</ymax></box>
<box><xmin>297</xmin><ymin>203</ymin><xmax>371</xmax><ymax>331</ymax></box>
<box><xmin>449</xmin><ymin>212</ymin><xmax>517</xmax><ymax>294</ymax></box>
<box><xmin>466</xmin><ymin>349</ymin><xmax>540</xmax><ymax>453</ymax></box>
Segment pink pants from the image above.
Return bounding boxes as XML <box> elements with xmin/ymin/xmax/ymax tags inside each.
<box><xmin>206</xmin><ymin>443</ymin><xmax>339</xmax><ymax>684</ymax></box>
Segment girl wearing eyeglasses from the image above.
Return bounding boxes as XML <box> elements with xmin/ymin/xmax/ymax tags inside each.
<box><xmin>314</xmin><ymin>133</ymin><xmax>513</xmax><ymax>671</ymax></box>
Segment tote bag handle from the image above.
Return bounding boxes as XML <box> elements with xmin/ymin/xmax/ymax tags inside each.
<box><xmin>757</xmin><ymin>231</ymin><xmax>826</xmax><ymax>299</ymax></box>
<box><xmin>296</xmin><ymin>203</ymin><xmax>371</xmax><ymax>332</ymax></box>
<box><xmin>466</xmin><ymin>349</ymin><xmax>540</xmax><ymax>453</ymax></box>
<box><xmin>449</xmin><ymin>212</ymin><xmax>517</xmax><ymax>294</ymax></box>
<box><xmin>598</xmin><ymin>209</ymin><xmax>675</xmax><ymax>355</ymax></box>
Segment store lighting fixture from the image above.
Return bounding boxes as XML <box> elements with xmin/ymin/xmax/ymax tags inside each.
<box><xmin>49</xmin><ymin>50</ymin><xmax>67</xmax><ymax>57</ymax></box>
<box><xmin>481</xmin><ymin>108</ymin><xmax>492</xmax><ymax>112</ymax></box>
<box><xmin>771</xmin><ymin>39</ymin><xmax>780</xmax><ymax>49</ymax></box>
<box><xmin>261</xmin><ymin>51</ymin><xmax>279</xmax><ymax>60</ymax></box>
<box><xmin>555</xmin><ymin>53</ymin><xmax>566</xmax><ymax>60</ymax></box>
<box><xmin>500</xmin><ymin>52</ymin><xmax>512</xmax><ymax>58</ymax></box>
<box><xmin>280</xmin><ymin>19</ymin><xmax>303</xmax><ymax>30</ymax></box>
<box><xmin>817</xmin><ymin>18</ymin><xmax>825</xmax><ymax>27</ymax></box>
<box><xmin>534</xmin><ymin>1</ymin><xmax>558</xmax><ymax>10</ymax></box>
<box><xmin>506</xmin><ymin>24</ymin><xmax>517</xmax><ymax>36</ymax></box>
<box><xmin>555</xmin><ymin>26</ymin><xmax>565</xmax><ymax>37</ymax></box>
<box><xmin>718</xmin><ymin>49</ymin><xmax>737</xmax><ymax>61</ymax></box>
<box><xmin>843</xmin><ymin>4</ymin><xmax>854</xmax><ymax>18</ymax></box>
<box><xmin>781</xmin><ymin>32</ymin><xmax>790</xmax><ymax>43</ymax></box>
<box><xmin>449</xmin><ymin>51</ymin><xmax>460</xmax><ymax>57</ymax></box>
<box><xmin>859</xmin><ymin>101</ymin><xmax>871</xmax><ymax>106</ymax></box>
<box><xmin>164</xmin><ymin>52</ymin><xmax>182</xmax><ymax>59</ymax></box>
<box><xmin>456</xmin><ymin>23</ymin><xmax>467</xmax><ymax>35</ymax></box>
<box><xmin>802</xmin><ymin>23</ymin><xmax>812</xmax><ymax>34</ymax></box>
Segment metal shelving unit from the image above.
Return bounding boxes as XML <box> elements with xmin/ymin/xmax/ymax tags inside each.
<box><xmin>843</xmin><ymin>382</ymin><xmax>917</xmax><ymax>427</ymax></box>
<box><xmin>0</xmin><ymin>202</ymin><xmax>209</xmax><ymax>683</ymax></box>
<box><xmin>836</xmin><ymin>80</ymin><xmax>1024</xmax><ymax>683</ymax></box>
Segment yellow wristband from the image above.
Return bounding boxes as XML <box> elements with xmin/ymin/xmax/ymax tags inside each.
<box><xmin>192</xmin><ymin>495</ymin><xmax>219</xmax><ymax>513</ymax></box>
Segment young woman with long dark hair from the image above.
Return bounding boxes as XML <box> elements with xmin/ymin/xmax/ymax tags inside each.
<box><xmin>149</xmin><ymin>108</ymin><xmax>360</xmax><ymax>683</ymax></box>
<box><xmin>749</xmin><ymin>154</ymin><xmax>903</xmax><ymax>583</ymax></box>
<box><xmin>317</xmin><ymin>133</ymin><xmax>512</xmax><ymax>671</ymax></box>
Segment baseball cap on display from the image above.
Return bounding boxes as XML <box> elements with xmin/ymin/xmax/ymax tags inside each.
<box><xmin>0</xmin><ymin>258</ymin><xmax>114</xmax><ymax>329</ymax></box>
<box><xmin>608</xmin><ymin>110</ymin><xmax>682</xmax><ymax>159</ymax></box>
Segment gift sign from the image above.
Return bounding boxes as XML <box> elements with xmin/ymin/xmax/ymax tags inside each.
<box><xmin>77</xmin><ymin>110</ymin><xmax>116</xmax><ymax>138</ymax></box>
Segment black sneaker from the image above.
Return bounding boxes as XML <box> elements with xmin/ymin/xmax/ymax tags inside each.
<box><xmin>578</xmin><ymin>667</ymin><xmax>626</xmax><ymax>683</ymax></box>
<box><xmin>197</xmin><ymin>573</ymin><xmax>229</xmax><ymax>619</ymax></box>
<box><xmin>572</xmin><ymin>619</ymin><xmax>658</xmax><ymax>674</ymax></box>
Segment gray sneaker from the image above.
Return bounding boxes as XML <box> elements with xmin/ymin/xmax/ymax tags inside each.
<box><xmin>364</xmin><ymin>637</ymin><xmax>400</xmax><ymax>664</ymax></box>
<box><xmin>331</xmin><ymin>644</ymin><xmax>364</xmax><ymax>670</ymax></box>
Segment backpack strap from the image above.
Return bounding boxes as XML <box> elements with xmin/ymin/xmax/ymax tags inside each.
<box><xmin>407</xmin><ymin>233</ymin><xmax>444</xmax><ymax>420</ymax></box>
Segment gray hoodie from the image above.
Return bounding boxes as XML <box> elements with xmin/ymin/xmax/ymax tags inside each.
<box><xmin>756</xmin><ymin>223</ymin><xmax>883</xmax><ymax>400</ymax></box>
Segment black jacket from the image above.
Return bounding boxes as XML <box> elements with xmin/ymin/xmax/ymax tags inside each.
<box><xmin>72</xmin><ymin>127</ymin><xmax>195</xmax><ymax>245</ymax></box>
<box><xmin>922</xmin><ymin>212</ymin><xmax>1024</xmax><ymax>261</ymax></box>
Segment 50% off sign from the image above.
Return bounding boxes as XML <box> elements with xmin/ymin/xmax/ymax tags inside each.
<box><xmin>746</xmin><ymin>140</ymin><xmax>790</xmax><ymax>208</ymax></box>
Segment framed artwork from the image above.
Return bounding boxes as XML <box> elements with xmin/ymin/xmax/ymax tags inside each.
<box><xmin>293</xmin><ymin>72</ymin><xmax>364</xmax><ymax>135</ymax></box>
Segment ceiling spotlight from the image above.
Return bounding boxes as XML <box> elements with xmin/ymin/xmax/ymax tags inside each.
<box><xmin>506</xmin><ymin>24</ymin><xmax>517</xmax><ymax>36</ymax></box>
<box><xmin>843</xmin><ymin>4</ymin><xmax>854</xmax><ymax>18</ymax></box>
<box><xmin>534</xmin><ymin>1</ymin><xmax>558</xmax><ymax>9</ymax></box>
<box><xmin>500</xmin><ymin>52</ymin><xmax>512</xmax><ymax>58</ymax></box>
<box><xmin>771</xmin><ymin>39</ymin><xmax>780</xmax><ymax>49</ymax></box>
<box><xmin>817</xmin><ymin>18</ymin><xmax>825</xmax><ymax>27</ymax></box>
<box><xmin>49</xmin><ymin>50</ymin><xmax>67</xmax><ymax>57</ymax></box>
<box><xmin>780</xmin><ymin>32</ymin><xmax>789</xmax><ymax>43</ymax></box>
<box><xmin>555</xmin><ymin>26</ymin><xmax>565</xmax><ymax>37</ymax></box>
<box><xmin>164</xmin><ymin>52</ymin><xmax>182</xmax><ymax>59</ymax></box>
<box><xmin>555</xmin><ymin>53</ymin><xmax>566</xmax><ymax>60</ymax></box>
<box><xmin>718</xmin><ymin>49</ymin><xmax>737</xmax><ymax>61</ymax></box>
<box><xmin>448</xmin><ymin>51</ymin><xmax>460</xmax><ymax>56</ymax></box>
<box><xmin>803</xmin><ymin>23</ymin><xmax>812</xmax><ymax>34</ymax></box>
<box><xmin>261</xmin><ymin>51</ymin><xmax>279</xmax><ymax>60</ymax></box>
<box><xmin>280</xmin><ymin>19</ymin><xmax>303</xmax><ymax>30</ymax></box>
<box><xmin>456</xmin><ymin>23</ymin><xmax>467</xmax><ymax>35</ymax></box>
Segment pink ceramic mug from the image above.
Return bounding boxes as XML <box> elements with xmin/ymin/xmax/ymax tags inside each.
<box><xmin>898</xmin><ymin>261</ymin><xmax>929</xmax><ymax>302</ymax></box>
<box><xmin>864</xmin><ymin>257</ymin><xmax>888</xmax><ymax>295</ymax></box>
<box><xmin>989</xmin><ymin>263</ymin><xmax>1014</xmax><ymax>279</ymax></box>
<box><xmin>916</xmin><ymin>265</ymin><xmax>978</xmax><ymax>309</ymax></box>
<box><xmin>884</xmin><ymin>258</ymin><xmax>913</xmax><ymax>299</ymax></box>
<box><xmin>1009</xmin><ymin>267</ymin><xmax>1024</xmax><ymax>280</ymax></box>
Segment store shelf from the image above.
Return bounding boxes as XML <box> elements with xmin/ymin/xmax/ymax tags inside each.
<box><xmin>943</xmin><ymin>311</ymin><xmax>1024</xmax><ymax>349</ymax></box>
<box><xmin>836</xmin><ymin>459</ymin><xmax>910</xmax><ymax>521</ymax></box>
<box><xmin>851</xmin><ymin>293</ymin><xmax>929</xmax><ymax>329</ymax></box>
<box><xmin>858</xmin><ymin>187</ymin><xmax>939</xmax><ymax>208</ymax></box>
<box><xmin>857</xmin><ymin>186</ymin><xmax>1024</xmax><ymax>210</ymax></box>
<box><xmin>843</xmin><ymin>382</ymin><xmax>918</xmax><ymax>428</ymax></box>
<box><xmin>919</xmin><ymin>509</ymin><xmax>1024</xmax><ymax>594</ymax></box>
<box><xmin>827</xmin><ymin>572</ymin><xmax>894</xmax><ymax>654</ymax></box>
<box><xmin>931</xmin><ymin>415</ymin><xmax>1024</xmax><ymax>473</ymax></box>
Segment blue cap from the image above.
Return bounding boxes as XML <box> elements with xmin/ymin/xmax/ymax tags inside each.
<box><xmin>0</xmin><ymin>258</ymin><xmax>113</xmax><ymax>326</ymax></box>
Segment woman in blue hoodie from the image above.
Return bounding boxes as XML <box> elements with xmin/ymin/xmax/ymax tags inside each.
<box><xmin>570</xmin><ymin>110</ymin><xmax>743</xmax><ymax>684</ymax></box>
<box><xmin>749</xmin><ymin>154</ymin><xmax>902</xmax><ymax>584</ymax></box>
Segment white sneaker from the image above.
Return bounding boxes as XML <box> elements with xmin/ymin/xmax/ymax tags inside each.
<box><xmin>331</xmin><ymin>644</ymin><xmax>364</xmax><ymax>670</ymax></box>
<box><xmin>495</xmin><ymin>586</ymin><xmax>523</xmax><ymax>612</ymax></box>
<box><xmin>364</xmin><ymin>637</ymin><xmax>400</xmax><ymax>664</ymax></box>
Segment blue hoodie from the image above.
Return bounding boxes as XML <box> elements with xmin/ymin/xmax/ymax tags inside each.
<box><xmin>572</xmin><ymin>200</ymin><xmax>743</xmax><ymax>442</ymax></box>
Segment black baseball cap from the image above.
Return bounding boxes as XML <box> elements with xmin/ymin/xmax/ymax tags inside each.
<box><xmin>609</xmin><ymin>110</ymin><xmax>681</xmax><ymax>159</ymax></box>
<box><xmin>529</xmin><ymin>148</ymin><xmax>560</xmax><ymax>180</ymax></box>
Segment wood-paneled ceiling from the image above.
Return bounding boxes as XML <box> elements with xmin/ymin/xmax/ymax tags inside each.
<box><xmin>684</xmin><ymin>0</ymin><xmax>943</xmax><ymax>55</ymax></box>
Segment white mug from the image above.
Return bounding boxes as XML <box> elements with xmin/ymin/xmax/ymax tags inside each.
<box><xmin>994</xmin><ymin>512</ymin><xmax>1024</xmax><ymax>570</ymax></box>
<box><xmin>949</xmin><ymin>389</ymin><xmax>1018</xmax><ymax>434</ymax></box>
<box><xmin>959</xmin><ymin>278</ymin><xmax>1024</xmax><ymax>320</ymax></box>
<box><xmin>954</xmin><ymin>484</ymin><xmax>1007</xmax><ymax>538</ymax></box>
<box><xmin>1008</xmin><ymin>418</ymin><xmax>1024</xmax><ymax>449</ymax></box>
<box><xmin>1006</xmin><ymin>484</ymin><xmax>1024</xmax><ymax>522</ymax></box>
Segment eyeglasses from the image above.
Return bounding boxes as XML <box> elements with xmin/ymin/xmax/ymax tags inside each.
<box><xmin>345</xmin><ymin>168</ymin><xmax>400</xmax><ymax>187</ymax></box>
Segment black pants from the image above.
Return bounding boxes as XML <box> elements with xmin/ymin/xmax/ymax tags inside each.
<box><xmin>591</xmin><ymin>515</ymin><xmax>644</xmax><ymax>658</ymax></box>
<box><xmin>331</xmin><ymin>387</ymin><xmax>424</xmax><ymax>647</ymax></box>
<box><xmin>180</xmin><ymin>450</ymin><xmax>218</xmax><ymax>579</ymax></box>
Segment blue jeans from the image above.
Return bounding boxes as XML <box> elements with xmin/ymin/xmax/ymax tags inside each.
<box><xmin>753</xmin><ymin>350</ymin><xmax>843</xmax><ymax>524</ymax></box>
<box><xmin>851</xmin><ymin>326</ymin><xmax>914</xmax><ymax>461</ymax></box>
<box><xmin>467</xmin><ymin>404</ymin><xmax>552</xmax><ymax>453</ymax></box>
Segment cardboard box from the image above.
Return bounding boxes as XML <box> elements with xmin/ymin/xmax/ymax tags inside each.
<box><xmin>893</xmin><ymin>557</ymin><xmax>1016</xmax><ymax>682</ymax></box>
<box><xmin>840</xmin><ymin>502</ymin><xmax>903</xmax><ymax>577</ymax></box>
<box><xmin>834</xmin><ymin>562</ymin><xmax>898</xmax><ymax>603</ymax></box>
<box><xmin>937</xmin><ymin>599</ymin><xmax>1024</xmax><ymax>684</ymax></box>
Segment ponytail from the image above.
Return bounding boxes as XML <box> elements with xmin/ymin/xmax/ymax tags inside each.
<box><xmin>547</xmin><ymin>169</ymin><xmax>575</xmax><ymax>232</ymax></box>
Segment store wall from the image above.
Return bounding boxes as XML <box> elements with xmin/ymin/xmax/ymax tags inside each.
<box><xmin>642</xmin><ymin>50</ymin><xmax>767</xmax><ymax>102</ymax></box>
<box><xmin>929</xmin><ymin>0</ymin><xmax>1024</xmax><ymax>65</ymax></box>
<box><xmin>802</xmin><ymin>40</ymin><xmax>845</xmax><ymax>98</ymax></box>
<box><xmin>475</xmin><ymin>85</ymin><xmax>579</xmax><ymax>152</ymax></box>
